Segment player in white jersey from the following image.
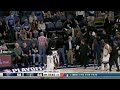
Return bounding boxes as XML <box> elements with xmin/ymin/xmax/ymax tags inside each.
<box><xmin>46</xmin><ymin>50</ymin><xmax>59</xmax><ymax>70</ymax></box>
<box><xmin>101</xmin><ymin>39</ymin><xmax>112</xmax><ymax>71</ymax></box>
<box><xmin>52</xmin><ymin>50</ymin><xmax>59</xmax><ymax>68</ymax></box>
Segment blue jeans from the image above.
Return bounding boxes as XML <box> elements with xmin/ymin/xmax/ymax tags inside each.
<box><xmin>39</xmin><ymin>45</ymin><xmax>46</xmax><ymax>64</ymax></box>
<box><xmin>96</xmin><ymin>51</ymin><xmax>101</xmax><ymax>67</ymax></box>
<box><xmin>32</xmin><ymin>54</ymin><xmax>41</xmax><ymax>63</ymax></box>
<box><xmin>58</xmin><ymin>48</ymin><xmax>66</xmax><ymax>64</ymax></box>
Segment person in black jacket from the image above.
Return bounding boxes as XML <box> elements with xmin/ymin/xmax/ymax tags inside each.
<box><xmin>48</xmin><ymin>33</ymin><xmax>57</xmax><ymax>51</ymax></box>
<box><xmin>65</xmin><ymin>36</ymin><xmax>75</xmax><ymax>65</ymax></box>
<box><xmin>79</xmin><ymin>39</ymin><xmax>89</xmax><ymax>68</ymax></box>
<box><xmin>56</xmin><ymin>35</ymin><xmax>66</xmax><ymax>65</ymax></box>
<box><xmin>109</xmin><ymin>41</ymin><xmax>120</xmax><ymax>72</ymax></box>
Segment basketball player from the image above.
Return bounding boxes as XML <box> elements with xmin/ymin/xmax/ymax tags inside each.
<box><xmin>46</xmin><ymin>50</ymin><xmax>59</xmax><ymax>70</ymax></box>
<box><xmin>101</xmin><ymin>39</ymin><xmax>112</xmax><ymax>71</ymax></box>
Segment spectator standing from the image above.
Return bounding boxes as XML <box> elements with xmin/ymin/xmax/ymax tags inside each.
<box><xmin>104</xmin><ymin>15</ymin><xmax>113</xmax><ymax>35</ymax></box>
<box><xmin>65</xmin><ymin>36</ymin><xmax>75</xmax><ymax>65</ymax></box>
<box><xmin>63</xmin><ymin>19</ymin><xmax>73</xmax><ymax>29</ymax></box>
<box><xmin>94</xmin><ymin>38</ymin><xmax>102</xmax><ymax>70</ymax></box>
<box><xmin>6</xmin><ymin>12</ymin><xmax>15</xmax><ymax>42</ymax></box>
<box><xmin>56</xmin><ymin>35</ymin><xmax>66</xmax><ymax>65</ymax></box>
<box><xmin>38</xmin><ymin>32</ymin><xmax>48</xmax><ymax>66</ymax></box>
<box><xmin>74</xmin><ymin>31</ymin><xmax>83</xmax><ymax>64</ymax></box>
<box><xmin>79</xmin><ymin>39</ymin><xmax>89</xmax><ymax>68</ymax></box>
<box><xmin>109</xmin><ymin>41</ymin><xmax>120</xmax><ymax>71</ymax></box>
<box><xmin>48</xmin><ymin>33</ymin><xmax>57</xmax><ymax>51</ymax></box>
<box><xmin>113</xmin><ymin>32</ymin><xmax>120</xmax><ymax>48</ymax></box>
<box><xmin>63</xmin><ymin>19</ymin><xmax>73</xmax><ymax>36</ymax></box>
<box><xmin>113</xmin><ymin>32</ymin><xmax>120</xmax><ymax>65</ymax></box>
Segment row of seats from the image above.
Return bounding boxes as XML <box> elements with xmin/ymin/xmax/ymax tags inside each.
<box><xmin>46</xmin><ymin>20</ymin><xmax>63</xmax><ymax>31</ymax></box>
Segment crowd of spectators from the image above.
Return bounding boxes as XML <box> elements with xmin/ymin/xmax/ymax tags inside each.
<box><xmin>0</xmin><ymin>11</ymin><xmax>120</xmax><ymax>70</ymax></box>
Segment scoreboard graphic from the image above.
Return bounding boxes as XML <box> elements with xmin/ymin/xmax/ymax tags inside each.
<box><xmin>1</xmin><ymin>70</ymin><xmax>120</xmax><ymax>78</ymax></box>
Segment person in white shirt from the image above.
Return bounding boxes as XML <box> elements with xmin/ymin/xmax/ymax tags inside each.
<box><xmin>101</xmin><ymin>39</ymin><xmax>112</xmax><ymax>71</ymax></box>
<box><xmin>29</xmin><ymin>11</ymin><xmax>37</xmax><ymax>24</ymax></box>
<box><xmin>38</xmin><ymin>20</ymin><xmax>46</xmax><ymax>33</ymax></box>
<box><xmin>46</xmin><ymin>50</ymin><xmax>58</xmax><ymax>70</ymax></box>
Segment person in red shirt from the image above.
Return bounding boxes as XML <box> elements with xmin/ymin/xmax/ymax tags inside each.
<box><xmin>38</xmin><ymin>32</ymin><xmax>48</xmax><ymax>66</ymax></box>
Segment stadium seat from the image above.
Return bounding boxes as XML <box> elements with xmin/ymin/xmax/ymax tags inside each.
<box><xmin>21</xmin><ymin>16</ymin><xmax>28</xmax><ymax>24</ymax></box>
<box><xmin>55</xmin><ymin>20</ymin><xmax>63</xmax><ymax>31</ymax></box>
<box><xmin>37</xmin><ymin>16</ymin><xmax>44</xmax><ymax>21</ymax></box>
<box><xmin>60</xmin><ymin>15</ymin><xmax>66</xmax><ymax>22</ymax></box>
<box><xmin>14</xmin><ymin>16</ymin><xmax>20</xmax><ymax>22</ymax></box>
<box><xmin>67</xmin><ymin>14</ymin><xmax>74</xmax><ymax>20</ymax></box>
<box><xmin>46</xmin><ymin>22</ymin><xmax>55</xmax><ymax>31</ymax></box>
<box><xmin>35</xmin><ymin>11</ymin><xmax>43</xmax><ymax>16</ymax></box>
<box><xmin>52</xmin><ymin>15</ymin><xmax>60</xmax><ymax>22</ymax></box>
